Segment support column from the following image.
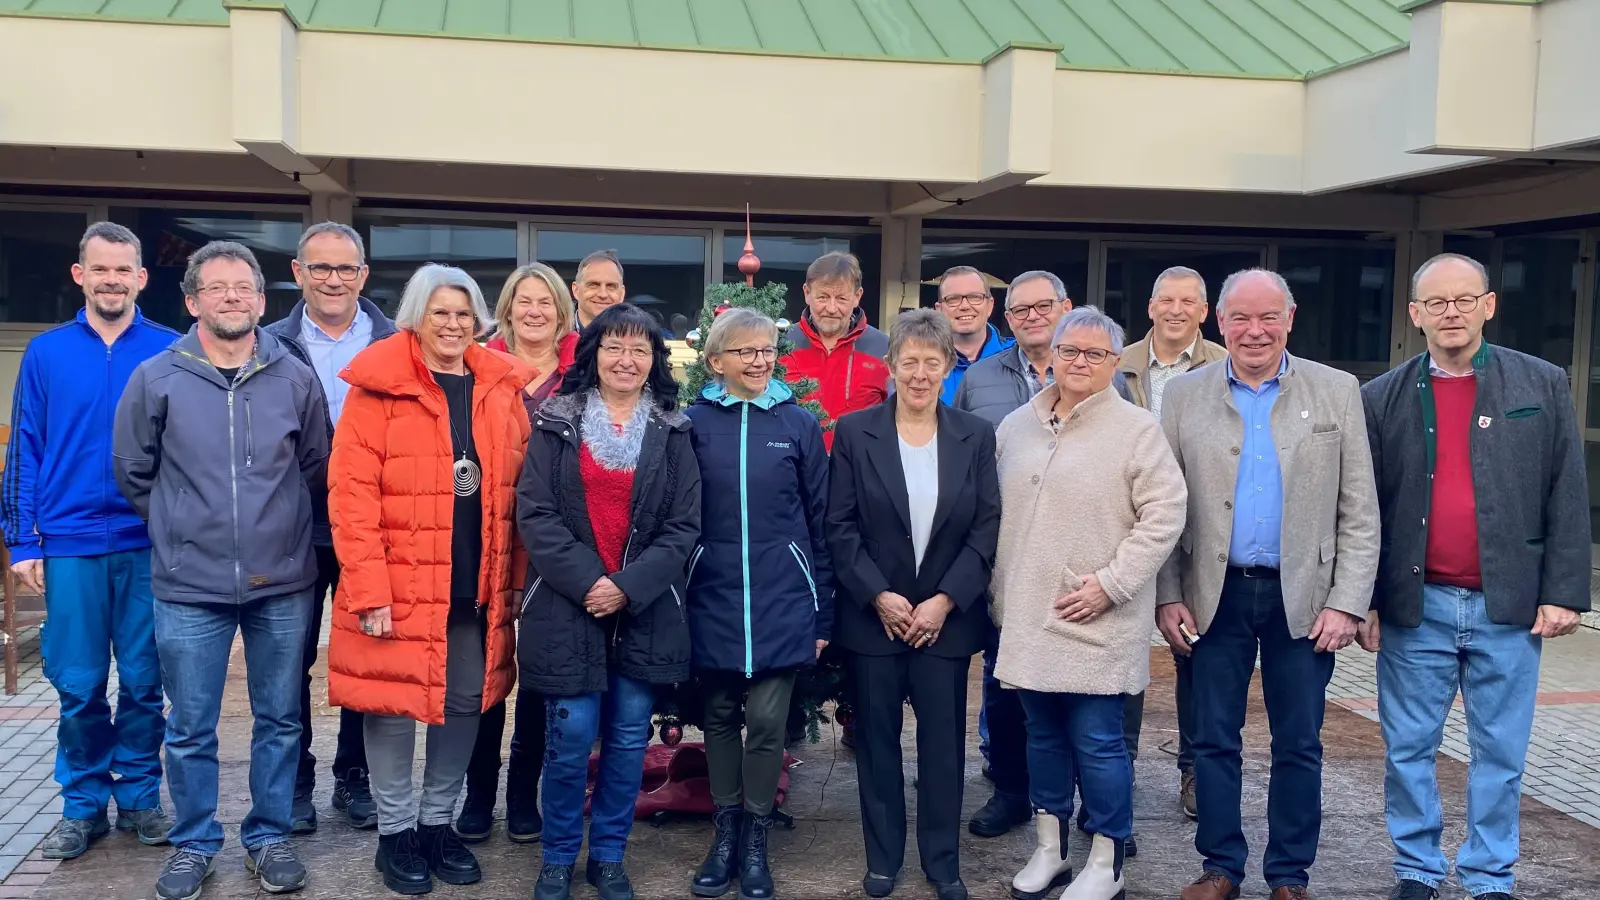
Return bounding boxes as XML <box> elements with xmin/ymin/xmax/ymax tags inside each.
<box><xmin>1391</xmin><ymin>230</ymin><xmax>1443</xmax><ymax>367</ymax></box>
<box><xmin>878</xmin><ymin>216</ymin><xmax>922</xmax><ymax>327</ymax></box>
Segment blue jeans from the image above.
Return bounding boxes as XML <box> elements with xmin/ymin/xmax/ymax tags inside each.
<box><xmin>1018</xmin><ymin>690</ymin><xmax>1131</xmax><ymax>840</ymax></box>
<box><xmin>154</xmin><ymin>591</ymin><xmax>311</xmax><ymax>855</ymax></box>
<box><xmin>981</xmin><ymin>627</ymin><xmax>1029</xmax><ymax>803</ymax></box>
<box><xmin>1379</xmin><ymin>584</ymin><xmax>1541</xmax><ymax>896</ymax></box>
<box><xmin>541</xmin><ymin>673</ymin><xmax>655</xmax><ymax>866</ymax></box>
<box><xmin>1192</xmin><ymin>570</ymin><xmax>1333</xmax><ymax>890</ymax></box>
<box><xmin>41</xmin><ymin>552</ymin><xmax>164</xmax><ymax>819</ymax></box>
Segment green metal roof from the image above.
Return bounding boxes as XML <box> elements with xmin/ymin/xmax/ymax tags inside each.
<box><xmin>0</xmin><ymin>0</ymin><xmax>1415</xmax><ymax>79</ymax></box>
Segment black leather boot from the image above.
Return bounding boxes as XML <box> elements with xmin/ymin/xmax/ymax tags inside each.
<box><xmin>453</xmin><ymin>789</ymin><xmax>493</xmax><ymax>844</ymax></box>
<box><xmin>692</xmin><ymin>805</ymin><xmax>741</xmax><ymax>897</ymax></box>
<box><xmin>505</xmin><ymin>789</ymin><xmax>543</xmax><ymax>844</ymax></box>
<box><xmin>375</xmin><ymin>828</ymin><xmax>432</xmax><ymax>895</ymax></box>
<box><xmin>738</xmin><ymin>813</ymin><xmax>775</xmax><ymax>900</ymax></box>
<box><xmin>417</xmin><ymin>822</ymin><xmax>481</xmax><ymax>885</ymax></box>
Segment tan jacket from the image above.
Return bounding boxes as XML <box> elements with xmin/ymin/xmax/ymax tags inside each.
<box><xmin>1155</xmin><ymin>354</ymin><xmax>1379</xmax><ymax>639</ymax></box>
<box><xmin>992</xmin><ymin>385</ymin><xmax>1187</xmax><ymax>695</ymax></box>
<box><xmin>1116</xmin><ymin>336</ymin><xmax>1229</xmax><ymax>411</ymax></box>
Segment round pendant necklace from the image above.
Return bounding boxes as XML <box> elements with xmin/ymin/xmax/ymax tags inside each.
<box><xmin>446</xmin><ymin>396</ymin><xmax>480</xmax><ymax>497</ymax></box>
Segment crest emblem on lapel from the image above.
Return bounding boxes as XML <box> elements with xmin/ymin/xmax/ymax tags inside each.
<box><xmin>1478</xmin><ymin>416</ymin><xmax>1492</xmax><ymax>429</ymax></box>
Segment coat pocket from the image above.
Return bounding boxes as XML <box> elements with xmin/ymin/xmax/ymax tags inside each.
<box><xmin>789</xmin><ymin>542</ymin><xmax>819</xmax><ymax>611</ymax></box>
<box><xmin>686</xmin><ymin>545</ymin><xmax>705</xmax><ymax>585</ymax></box>
<box><xmin>520</xmin><ymin>576</ymin><xmax>545</xmax><ymax>618</ymax></box>
<box><xmin>1041</xmin><ymin>613</ymin><xmax>1113</xmax><ymax>647</ymax></box>
<box><xmin>1505</xmin><ymin>405</ymin><xmax>1543</xmax><ymax>419</ymax></box>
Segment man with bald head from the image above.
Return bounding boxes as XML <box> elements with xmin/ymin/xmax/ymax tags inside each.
<box><xmin>1360</xmin><ymin>253</ymin><xmax>1588</xmax><ymax>900</ymax></box>
<box><xmin>1156</xmin><ymin>268</ymin><xmax>1379</xmax><ymax>900</ymax></box>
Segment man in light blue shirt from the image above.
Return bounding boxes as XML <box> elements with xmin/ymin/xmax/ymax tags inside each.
<box><xmin>264</xmin><ymin>222</ymin><xmax>397</xmax><ymax>834</ymax></box>
<box><xmin>1226</xmin><ymin>354</ymin><xmax>1287</xmax><ymax>570</ymax></box>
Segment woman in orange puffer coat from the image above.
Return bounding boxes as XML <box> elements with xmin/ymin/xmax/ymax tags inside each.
<box><xmin>326</xmin><ymin>263</ymin><xmax>531</xmax><ymax>896</ymax></box>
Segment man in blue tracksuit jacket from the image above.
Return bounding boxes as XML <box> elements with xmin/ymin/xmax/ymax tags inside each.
<box><xmin>2</xmin><ymin>222</ymin><xmax>179</xmax><ymax>860</ymax></box>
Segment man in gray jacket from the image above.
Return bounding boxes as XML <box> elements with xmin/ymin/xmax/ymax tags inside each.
<box><xmin>114</xmin><ymin>241</ymin><xmax>330</xmax><ymax>900</ymax></box>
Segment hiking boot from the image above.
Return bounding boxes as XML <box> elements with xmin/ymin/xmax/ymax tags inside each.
<box><xmin>738</xmin><ymin>813</ymin><xmax>775</xmax><ymax>900</ymax></box>
<box><xmin>534</xmin><ymin>863</ymin><xmax>574</xmax><ymax>900</ymax></box>
<box><xmin>375</xmin><ymin>828</ymin><xmax>432</xmax><ymax>895</ymax></box>
<box><xmin>1180</xmin><ymin>769</ymin><xmax>1198</xmax><ymax>819</ymax></box>
<box><xmin>39</xmin><ymin>815</ymin><xmax>110</xmax><ymax>860</ymax></box>
<box><xmin>116</xmin><ymin>807</ymin><xmax>173</xmax><ymax>846</ymax></box>
<box><xmin>289</xmin><ymin>795</ymin><xmax>316</xmax><ymax>834</ymax></box>
<box><xmin>453</xmin><ymin>789</ymin><xmax>494</xmax><ymax>844</ymax></box>
<box><xmin>418</xmin><ymin>822</ymin><xmax>481</xmax><ymax>885</ymax></box>
<box><xmin>505</xmin><ymin>795</ymin><xmax>543</xmax><ymax>843</ymax></box>
<box><xmin>245</xmin><ymin>841</ymin><xmax>308</xmax><ymax>893</ymax></box>
<box><xmin>332</xmin><ymin>768</ymin><xmax>378</xmax><ymax>830</ymax></box>
<box><xmin>968</xmin><ymin>792</ymin><xmax>1031</xmax><ymax>838</ymax></box>
<box><xmin>154</xmin><ymin>849</ymin><xmax>216</xmax><ymax>900</ymax></box>
<box><xmin>1388</xmin><ymin>883</ymin><xmax>1437</xmax><ymax>900</ymax></box>
<box><xmin>692</xmin><ymin>805</ymin><xmax>741</xmax><ymax>897</ymax></box>
<box><xmin>586</xmin><ymin>858</ymin><xmax>635</xmax><ymax>900</ymax></box>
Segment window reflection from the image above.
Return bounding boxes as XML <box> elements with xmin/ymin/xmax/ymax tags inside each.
<box><xmin>1102</xmin><ymin>245</ymin><xmax>1261</xmax><ymax>345</ymax></box>
<box><xmin>354</xmin><ymin>215</ymin><xmax>518</xmax><ymax>320</ymax></box>
<box><xmin>921</xmin><ymin>236</ymin><xmax>1090</xmax><ymax>334</ymax></box>
<box><xmin>1279</xmin><ymin>243</ymin><xmax>1394</xmax><ymax>366</ymax></box>
<box><xmin>0</xmin><ymin>209</ymin><xmax>85</xmax><ymax>324</ymax></box>
<box><xmin>721</xmin><ymin>232</ymin><xmax>881</xmax><ymax>328</ymax></box>
<box><xmin>537</xmin><ymin>231</ymin><xmax>706</xmax><ymax>337</ymax></box>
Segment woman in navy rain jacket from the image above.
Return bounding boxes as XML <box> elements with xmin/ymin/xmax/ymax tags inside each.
<box><xmin>684</xmin><ymin>308</ymin><xmax>832</xmax><ymax>900</ymax></box>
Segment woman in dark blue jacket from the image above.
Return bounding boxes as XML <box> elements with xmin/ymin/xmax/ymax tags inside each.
<box><xmin>684</xmin><ymin>308</ymin><xmax>832</xmax><ymax>900</ymax></box>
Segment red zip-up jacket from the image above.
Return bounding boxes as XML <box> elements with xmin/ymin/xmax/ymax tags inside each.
<box><xmin>780</xmin><ymin>309</ymin><xmax>890</xmax><ymax>450</ymax></box>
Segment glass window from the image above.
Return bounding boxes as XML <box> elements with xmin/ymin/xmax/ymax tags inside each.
<box><xmin>536</xmin><ymin>230</ymin><xmax>706</xmax><ymax>337</ymax></box>
<box><xmin>921</xmin><ymin>236</ymin><xmax>1091</xmax><ymax>335</ymax></box>
<box><xmin>1102</xmin><ymin>245</ymin><xmax>1263</xmax><ymax>345</ymax></box>
<box><xmin>0</xmin><ymin>209</ymin><xmax>86</xmax><ymax>325</ymax></box>
<box><xmin>1494</xmin><ymin>235</ymin><xmax>1580</xmax><ymax>370</ymax></box>
<box><xmin>354</xmin><ymin>214</ymin><xmax>518</xmax><ymax>320</ymax></box>
<box><xmin>721</xmin><ymin>231</ymin><xmax>882</xmax><ymax>329</ymax></box>
<box><xmin>1278</xmin><ymin>242</ymin><xmax>1394</xmax><ymax>365</ymax></box>
<box><xmin>108</xmin><ymin>207</ymin><xmax>305</xmax><ymax>331</ymax></box>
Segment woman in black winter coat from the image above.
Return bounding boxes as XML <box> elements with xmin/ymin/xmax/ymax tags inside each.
<box><xmin>683</xmin><ymin>308</ymin><xmax>833</xmax><ymax>900</ymax></box>
<box><xmin>517</xmin><ymin>304</ymin><xmax>701</xmax><ymax>900</ymax></box>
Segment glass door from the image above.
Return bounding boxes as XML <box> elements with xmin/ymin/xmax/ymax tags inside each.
<box><xmin>1099</xmin><ymin>243</ymin><xmax>1266</xmax><ymax>343</ymax></box>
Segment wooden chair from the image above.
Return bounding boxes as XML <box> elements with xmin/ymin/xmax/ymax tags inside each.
<box><xmin>0</xmin><ymin>423</ymin><xmax>48</xmax><ymax>695</ymax></box>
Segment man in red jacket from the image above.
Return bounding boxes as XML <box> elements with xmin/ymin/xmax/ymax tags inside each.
<box><xmin>780</xmin><ymin>251</ymin><xmax>890</xmax><ymax>450</ymax></box>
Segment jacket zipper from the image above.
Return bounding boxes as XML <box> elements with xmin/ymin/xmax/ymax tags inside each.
<box><xmin>227</xmin><ymin>389</ymin><xmax>242</xmax><ymax>602</ymax></box>
<box><xmin>686</xmin><ymin>545</ymin><xmax>705</xmax><ymax>584</ymax></box>
<box><xmin>244</xmin><ymin>397</ymin><xmax>254</xmax><ymax>468</ymax></box>
<box><xmin>520</xmin><ymin>576</ymin><xmax>543</xmax><ymax>617</ymax></box>
<box><xmin>670</xmin><ymin>585</ymin><xmax>686</xmax><ymax>622</ymax></box>
<box><xmin>845</xmin><ymin>352</ymin><xmax>855</xmax><ymax>401</ymax></box>
<box><xmin>739</xmin><ymin>403</ymin><xmax>753</xmax><ymax>677</ymax></box>
<box><xmin>789</xmin><ymin>542</ymin><xmax>819</xmax><ymax>610</ymax></box>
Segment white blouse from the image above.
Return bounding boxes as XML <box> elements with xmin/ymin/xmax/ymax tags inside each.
<box><xmin>899</xmin><ymin>434</ymin><xmax>940</xmax><ymax>574</ymax></box>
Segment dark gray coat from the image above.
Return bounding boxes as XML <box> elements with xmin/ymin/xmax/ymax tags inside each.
<box><xmin>951</xmin><ymin>345</ymin><xmax>1131</xmax><ymax>429</ymax></box>
<box><xmin>1361</xmin><ymin>345</ymin><xmax>1590</xmax><ymax>628</ymax></box>
<box><xmin>113</xmin><ymin>327</ymin><xmax>331</xmax><ymax>604</ymax></box>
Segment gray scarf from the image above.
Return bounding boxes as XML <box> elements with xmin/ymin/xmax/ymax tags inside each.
<box><xmin>580</xmin><ymin>389</ymin><xmax>653</xmax><ymax>471</ymax></box>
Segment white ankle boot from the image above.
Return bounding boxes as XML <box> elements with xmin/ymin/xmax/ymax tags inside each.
<box><xmin>1011</xmin><ymin>812</ymin><xmax>1072</xmax><ymax>900</ymax></box>
<box><xmin>1060</xmin><ymin>833</ymin><xmax>1125</xmax><ymax>900</ymax></box>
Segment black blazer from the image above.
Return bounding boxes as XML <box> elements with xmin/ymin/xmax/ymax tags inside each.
<box><xmin>826</xmin><ymin>398</ymin><xmax>1000</xmax><ymax>659</ymax></box>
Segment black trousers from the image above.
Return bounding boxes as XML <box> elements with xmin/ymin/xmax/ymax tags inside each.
<box><xmin>464</xmin><ymin>685</ymin><xmax>547</xmax><ymax>810</ymax></box>
<box><xmin>851</xmin><ymin>651</ymin><xmax>968</xmax><ymax>884</ymax></box>
<box><xmin>297</xmin><ymin>544</ymin><xmax>366</xmax><ymax>796</ymax></box>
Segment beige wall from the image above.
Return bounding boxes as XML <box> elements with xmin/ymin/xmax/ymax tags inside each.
<box><xmin>1532</xmin><ymin>0</ymin><xmax>1600</xmax><ymax>151</ymax></box>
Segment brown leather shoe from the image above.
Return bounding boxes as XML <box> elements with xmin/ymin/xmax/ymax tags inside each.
<box><xmin>1271</xmin><ymin>887</ymin><xmax>1310</xmax><ymax>900</ymax></box>
<box><xmin>1180</xmin><ymin>871</ymin><xmax>1240</xmax><ymax>900</ymax></box>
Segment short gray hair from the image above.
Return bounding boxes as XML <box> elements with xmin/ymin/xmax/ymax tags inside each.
<box><xmin>1151</xmin><ymin>266</ymin><xmax>1207</xmax><ymax>304</ymax></box>
<box><xmin>1216</xmin><ymin>268</ymin><xmax>1295</xmax><ymax>317</ymax></box>
<box><xmin>703</xmin><ymin>308</ymin><xmax>778</xmax><ymax>365</ymax></box>
<box><xmin>79</xmin><ymin>222</ymin><xmax>141</xmax><ymax>268</ymax></box>
<box><xmin>182</xmin><ymin>241</ymin><xmax>264</xmax><ymax>296</ymax></box>
<box><xmin>937</xmin><ymin>265</ymin><xmax>990</xmax><ymax>297</ymax></box>
<box><xmin>888</xmin><ymin>308</ymin><xmax>955</xmax><ymax>366</ymax></box>
<box><xmin>1052</xmin><ymin>305</ymin><xmax>1125</xmax><ymax>354</ymax></box>
<box><xmin>1411</xmin><ymin>252</ymin><xmax>1489</xmax><ymax>300</ymax></box>
<box><xmin>576</xmin><ymin>249</ymin><xmax>624</xmax><ymax>284</ymax></box>
<box><xmin>1008</xmin><ymin>270</ymin><xmax>1068</xmax><ymax>303</ymax></box>
<box><xmin>297</xmin><ymin>221</ymin><xmax>365</xmax><ymax>263</ymax></box>
<box><xmin>394</xmin><ymin>263</ymin><xmax>491</xmax><ymax>336</ymax></box>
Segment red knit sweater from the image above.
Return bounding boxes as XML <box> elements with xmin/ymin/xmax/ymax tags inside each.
<box><xmin>580</xmin><ymin>439</ymin><xmax>635</xmax><ymax>572</ymax></box>
<box><xmin>1425</xmin><ymin>375</ymin><xmax>1482</xmax><ymax>589</ymax></box>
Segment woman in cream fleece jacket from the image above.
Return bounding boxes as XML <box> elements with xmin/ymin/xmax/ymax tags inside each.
<box><xmin>991</xmin><ymin>306</ymin><xmax>1186</xmax><ymax>900</ymax></box>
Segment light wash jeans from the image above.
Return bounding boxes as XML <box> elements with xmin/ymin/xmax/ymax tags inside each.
<box><xmin>1378</xmin><ymin>583</ymin><xmax>1541</xmax><ymax>896</ymax></box>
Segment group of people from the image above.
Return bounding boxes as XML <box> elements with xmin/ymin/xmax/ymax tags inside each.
<box><xmin>2</xmin><ymin>220</ymin><xmax>1586</xmax><ymax>900</ymax></box>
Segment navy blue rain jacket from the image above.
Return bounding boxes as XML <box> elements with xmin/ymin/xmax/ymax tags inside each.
<box><xmin>685</xmin><ymin>380</ymin><xmax>834</xmax><ymax>674</ymax></box>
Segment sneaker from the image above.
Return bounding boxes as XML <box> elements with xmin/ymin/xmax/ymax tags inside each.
<box><xmin>534</xmin><ymin>862</ymin><xmax>575</xmax><ymax>900</ymax></box>
<box><xmin>332</xmin><ymin>769</ymin><xmax>379</xmax><ymax>830</ymax></box>
<box><xmin>1388</xmin><ymin>882</ymin><xmax>1438</xmax><ymax>900</ymax></box>
<box><xmin>1180</xmin><ymin>769</ymin><xmax>1197</xmax><ymax>819</ymax></box>
<box><xmin>586</xmin><ymin>858</ymin><xmax>635</xmax><ymax>900</ymax></box>
<box><xmin>155</xmin><ymin>850</ymin><xmax>216</xmax><ymax>900</ymax></box>
<box><xmin>116</xmin><ymin>807</ymin><xmax>174</xmax><ymax>846</ymax></box>
<box><xmin>289</xmin><ymin>795</ymin><xmax>316</xmax><ymax>834</ymax></box>
<box><xmin>245</xmin><ymin>841</ymin><xmax>309</xmax><ymax>894</ymax></box>
<box><xmin>40</xmin><ymin>815</ymin><xmax>111</xmax><ymax>860</ymax></box>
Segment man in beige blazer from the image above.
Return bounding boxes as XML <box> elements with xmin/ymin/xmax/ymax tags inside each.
<box><xmin>1155</xmin><ymin>268</ymin><xmax>1379</xmax><ymax>900</ymax></box>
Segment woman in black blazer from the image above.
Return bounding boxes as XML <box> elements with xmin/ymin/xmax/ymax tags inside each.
<box><xmin>826</xmin><ymin>309</ymin><xmax>1001</xmax><ymax>900</ymax></box>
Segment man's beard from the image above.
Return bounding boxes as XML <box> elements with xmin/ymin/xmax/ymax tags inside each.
<box><xmin>89</xmin><ymin>290</ymin><xmax>132</xmax><ymax>321</ymax></box>
<box><xmin>205</xmin><ymin>315</ymin><xmax>256</xmax><ymax>341</ymax></box>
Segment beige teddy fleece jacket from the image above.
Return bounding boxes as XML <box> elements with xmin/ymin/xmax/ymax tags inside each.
<box><xmin>991</xmin><ymin>384</ymin><xmax>1187</xmax><ymax>696</ymax></box>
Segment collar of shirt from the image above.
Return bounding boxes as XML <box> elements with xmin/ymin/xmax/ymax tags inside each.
<box><xmin>300</xmin><ymin>306</ymin><xmax>371</xmax><ymax>345</ymax></box>
<box><xmin>1225</xmin><ymin>353</ymin><xmax>1288</xmax><ymax>392</ymax></box>
<box><xmin>1427</xmin><ymin>354</ymin><xmax>1475</xmax><ymax>379</ymax></box>
<box><xmin>1148</xmin><ymin>338</ymin><xmax>1197</xmax><ymax>370</ymax></box>
<box><xmin>1016</xmin><ymin>344</ymin><xmax>1053</xmax><ymax>387</ymax></box>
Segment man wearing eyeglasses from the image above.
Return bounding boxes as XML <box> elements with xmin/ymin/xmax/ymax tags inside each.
<box><xmin>115</xmin><ymin>240</ymin><xmax>330</xmax><ymax>900</ymax></box>
<box><xmin>1360</xmin><ymin>253</ymin><xmax>1588</xmax><ymax>900</ymax></box>
<box><xmin>265</xmin><ymin>222</ymin><xmax>397</xmax><ymax>835</ymax></box>
<box><xmin>935</xmin><ymin>266</ymin><xmax>1014</xmax><ymax>404</ymax></box>
<box><xmin>1114</xmin><ymin>266</ymin><xmax>1229</xmax><ymax>822</ymax></box>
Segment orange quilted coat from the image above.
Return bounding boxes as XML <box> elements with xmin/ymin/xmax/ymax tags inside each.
<box><xmin>326</xmin><ymin>331</ymin><xmax>532</xmax><ymax>725</ymax></box>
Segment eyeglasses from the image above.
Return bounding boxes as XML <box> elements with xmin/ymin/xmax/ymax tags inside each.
<box><xmin>1005</xmin><ymin>299</ymin><xmax>1057</xmax><ymax>320</ymax></box>
<box><xmin>1054</xmin><ymin>345</ymin><xmax>1113</xmax><ymax>365</ymax></box>
<box><xmin>428</xmin><ymin>309</ymin><xmax>475</xmax><ymax>328</ymax></box>
<box><xmin>1414</xmin><ymin>292</ymin><xmax>1488</xmax><ymax>316</ymax></box>
<box><xmin>600</xmin><ymin>344</ymin><xmax>652</xmax><ymax>361</ymax></box>
<box><xmin>938</xmin><ymin>293</ymin><xmax>990</xmax><ymax>310</ymax></box>
<box><xmin>299</xmin><ymin>261</ymin><xmax>364</xmax><ymax>281</ymax></box>
<box><xmin>724</xmin><ymin>346</ymin><xmax>777</xmax><ymax>364</ymax></box>
<box><xmin>196</xmin><ymin>284</ymin><xmax>259</xmax><ymax>301</ymax></box>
